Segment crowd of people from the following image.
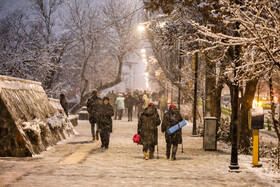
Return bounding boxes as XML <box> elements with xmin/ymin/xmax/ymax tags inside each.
<box><xmin>85</xmin><ymin>89</ymin><xmax>183</xmax><ymax>161</ymax></box>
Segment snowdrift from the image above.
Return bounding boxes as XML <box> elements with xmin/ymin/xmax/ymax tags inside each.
<box><xmin>0</xmin><ymin>75</ymin><xmax>76</xmax><ymax>157</ymax></box>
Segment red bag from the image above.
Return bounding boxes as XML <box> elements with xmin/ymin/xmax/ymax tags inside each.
<box><xmin>133</xmin><ymin>134</ymin><xmax>140</xmax><ymax>144</ymax></box>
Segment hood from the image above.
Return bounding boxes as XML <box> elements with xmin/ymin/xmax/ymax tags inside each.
<box><xmin>143</xmin><ymin>106</ymin><xmax>157</xmax><ymax>117</ymax></box>
<box><xmin>143</xmin><ymin>94</ymin><xmax>148</xmax><ymax>100</ymax></box>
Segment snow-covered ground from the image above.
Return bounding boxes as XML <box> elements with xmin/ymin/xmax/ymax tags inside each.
<box><xmin>0</xmin><ymin>114</ymin><xmax>279</xmax><ymax>186</ymax></box>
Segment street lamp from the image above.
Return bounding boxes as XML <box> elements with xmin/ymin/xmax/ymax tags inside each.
<box><xmin>143</xmin><ymin>59</ymin><xmax>148</xmax><ymax>66</ymax></box>
<box><xmin>141</xmin><ymin>48</ymin><xmax>146</xmax><ymax>53</ymax></box>
<box><xmin>138</xmin><ymin>25</ymin><xmax>145</xmax><ymax>32</ymax></box>
<box><xmin>159</xmin><ymin>21</ymin><xmax>166</xmax><ymax>28</ymax></box>
<box><xmin>144</xmin><ymin>72</ymin><xmax>149</xmax><ymax>89</ymax></box>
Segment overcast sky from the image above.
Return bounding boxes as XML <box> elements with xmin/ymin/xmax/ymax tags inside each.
<box><xmin>0</xmin><ymin>0</ymin><xmax>28</xmax><ymax>18</ymax></box>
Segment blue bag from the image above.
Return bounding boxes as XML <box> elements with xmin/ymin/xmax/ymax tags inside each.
<box><xmin>166</xmin><ymin>120</ymin><xmax>187</xmax><ymax>135</ymax></box>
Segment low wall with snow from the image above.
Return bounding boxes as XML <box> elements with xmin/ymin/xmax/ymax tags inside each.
<box><xmin>0</xmin><ymin>75</ymin><xmax>76</xmax><ymax>157</ymax></box>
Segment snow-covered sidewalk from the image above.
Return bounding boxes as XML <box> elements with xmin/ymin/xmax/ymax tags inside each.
<box><xmin>0</xmin><ymin>116</ymin><xmax>279</xmax><ymax>186</ymax></box>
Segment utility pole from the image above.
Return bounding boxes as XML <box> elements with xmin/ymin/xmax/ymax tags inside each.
<box><xmin>192</xmin><ymin>52</ymin><xmax>198</xmax><ymax>135</ymax></box>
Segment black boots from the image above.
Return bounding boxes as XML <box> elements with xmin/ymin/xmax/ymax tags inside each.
<box><xmin>96</xmin><ymin>131</ymin><xmax>99</xmax><ymax>141</ymax></box>
<box><xmin>166</xmin><ymin>143</ymin><xmax>171</xmax><ymax>159</ymax></box>
<box><xmin>171</xmin><ymin>145</ymin><xmax>178</xmax><ymax>161</ymax></box>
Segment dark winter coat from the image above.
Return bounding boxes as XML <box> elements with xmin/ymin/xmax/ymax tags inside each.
<box><xmin>125</xmin><ymin>95</ymin><xmax>135</xmax><ymax>109</ymax></box>
<box><xmin>137</xmin><ymin>106</ymin><xmax>161</xmax><ymax>145</ymax></box>
<box><xmin>161</xmin><ymin>108</ymin><xmax>183</xmax><ymax>144</ymax></box>
<box><xmin>106</xmin><ymin>92</ymin><xmax>117</xmax><ymax>106</ymax></box>
<box><xmin>137</xmin><ymin>97</ymin><xmax>145</xmax><ymax>111</ymax></box>
<box><xmin>99</xmin><ymin>103</ymin><xmax>114</xmax><ymax>133</ymax></box>
<box><xmin>86</xmin><ymin>96</ymin><xmax>103</xmax><ymax>123</ymax></box>
<box><xmin>60</xmin><ymin>97</ymin><xmax>68</xmax><ymax>116</ymax></box>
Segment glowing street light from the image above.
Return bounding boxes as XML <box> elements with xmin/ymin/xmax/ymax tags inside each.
<box><xmin>138</xmin><ymin>25</ymin><xmax>145</xmax><ymax>32</ymax></box>
<box><xmin>141</xmin><ymin>49</ymin><xmax>146</xmax><ymax>53</ymax></box>
<box><xmin>159</xmin><ymin>21</ymin><xmax>166</xmax><ymax>28</ymax></box>
<box><xmin>146</xmin><ymin>82</ymin><xmax>149</xmax><ymax>89</ymax></box>
<box><xmin>143</xmin><ymin>59</ymin><xmax>148</xmax><ymax>66</ymax></box>
<box><xmin>144</xmin><ymin>72</ymin><xmax>149</xmax><ymax>89</ymax></box>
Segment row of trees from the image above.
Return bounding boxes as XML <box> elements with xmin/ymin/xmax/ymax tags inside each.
<box><xmin>142</xmin><ymin>0</ymin><xmax>280</xmax><ymax>153</ymax></box>
<box><xmin>0</xmin><ymin>0</ymin><xmax>143</xmax><ymax>113</ymax></box>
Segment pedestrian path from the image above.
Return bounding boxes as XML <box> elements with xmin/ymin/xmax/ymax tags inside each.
<box><xmin>0</xmin><ymin>116</ymin><xmax>278</xmax><ymax>186</ymax></box>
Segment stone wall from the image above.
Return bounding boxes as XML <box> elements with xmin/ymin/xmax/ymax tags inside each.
<box><xmin>0</xmin><ymin>75</ymin><xmax>76</xmax><ymax>157</ymax></box>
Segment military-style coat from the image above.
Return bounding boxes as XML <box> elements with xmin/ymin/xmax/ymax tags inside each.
<box><xmin>137</xmin><ymin>106</ymin><xmax>161</xmax><ymax>145</ymax></box>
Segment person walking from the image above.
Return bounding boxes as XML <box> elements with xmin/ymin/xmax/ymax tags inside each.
<box><xmin>99</xmin><ymin>97</ymin><xmax>114</xmax><ymax>148</ymax></box>
<box><xmin>158</xmin><ymin>93</ymin><xmax>168</xmax><ymax>120</ymax></box>
<box><xmin>87</xmin><ymin>90</ymin><xmax>103</xmax><ymax>141</ymax></box>
<box><xmin>60</xmin><ymin>93</ymin><xmax>68</xmax><ymax>116</ymax></box>
<box><xmin>137</xmin><ymin>103</ymin><xmax>161</xmax><ymax>160</ymax></box>
<box><xmin>136</xmin><ymin>94</ymin><xmax>145</xmax><ymax>119</ymax></box>
<box><xmin>115</xmin><ymin>93</ymin><xmax>125</xmax><ymax>120</ymax></box>
<box><xmin>142</xmin><ymin>93</ymin><xmax>150</xmax><ymax>109</ymax></box>
<box><xmin>106</xmin><ymin>91</ymin><xmax>117</xmax><ymax>119</ymax></box>
<box><xmin>125</xmin><ymin>92</ymin><xmax>135</xmax><ymax>121</ymax></box>
<box><xmin>161</xmin><ymin>105</ymin><xmax>183</xmax><ymax>160</ymax></box>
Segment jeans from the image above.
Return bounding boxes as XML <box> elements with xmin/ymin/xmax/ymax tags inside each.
<box><xmin>127</xmin><ymin>107</ymin><xmax>133</xmax><ymax>121</ymax></box>
<box><xmin>100</xmin><ymin>131</ymin><xmax>110</xmax><ymax>148</ymax></box>
<box><xmin>117</xmin><ymin>109</ymin><xmax>123</xmax><ymax>120</ymax></box>
<box><xmin>91</xmin><ymin>122</ymin><xmax>98</xmax><ymax>138</ymax></box>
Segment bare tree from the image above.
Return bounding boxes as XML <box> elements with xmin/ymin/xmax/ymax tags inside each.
<box><xmin>143</xmin><ymin>0</ymin><xmax>280</xmax><ymax>152</ymax></box>
<box><xmin>68</xmin><ymin>0</ymin><xmax>142</xmax><ymax>113</ymax></box>
<box><xmin>28</xmin><ymin>0</ymin><xmax>67</xmax><ymax>91</ymax></box>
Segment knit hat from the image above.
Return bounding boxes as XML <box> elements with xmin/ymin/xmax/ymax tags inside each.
<box><xmin>169</xmin><ymin>104</ymin><xmax>176</xmax><ymax>109</ymax></box>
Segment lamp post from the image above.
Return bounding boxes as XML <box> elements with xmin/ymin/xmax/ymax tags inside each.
<box><xmin>192</xmin><ymin>52</ymin><xmax>198</xmax><ymax>135</ymax></box>
<box><xmin>138</xmin><ymin>25</ymin><xmax>145</xmax><ymax>32</ymax></box>
<box><xmin>229</xmin><ymin>78</ymin><xmax>240</xmax><ymax>171</ymax></box>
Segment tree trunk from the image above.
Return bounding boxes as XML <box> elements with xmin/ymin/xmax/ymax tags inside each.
<box><xmin>239</xmin><ymin>78</ymin><xmax>258</xmax><ymax>154</ymax></box>
<box><xmin>215</xmin><ymin>80</ymin><xmax>223</xmax><ymax>126</ymax></box>
<box><xmin>70</xmin><ymin>55</ymin><xmax>123</xmax><ymax>114</ymax></box>
<box><xmin>204</xmin><ymin>56</ymin><xmax>216</xmax><ymax>117</ymax></box>
<box><xmin>269</xmin><ymin>77</ymin><xmax>280</xmax><ymax>141</ymax></box>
